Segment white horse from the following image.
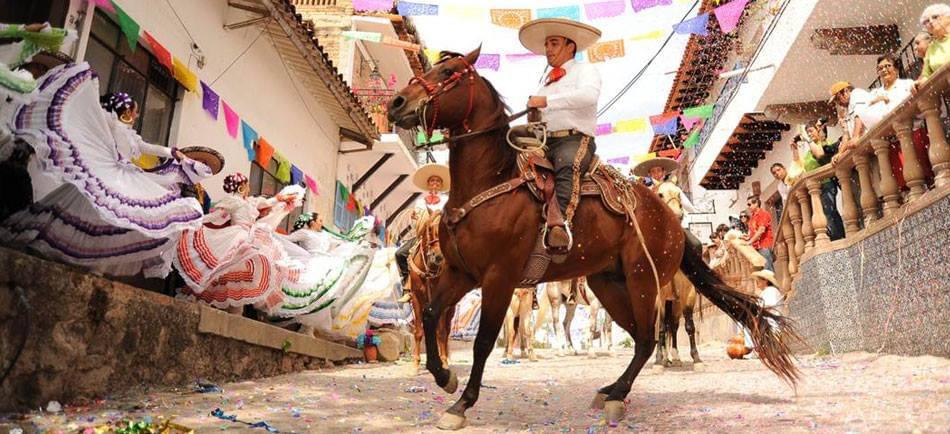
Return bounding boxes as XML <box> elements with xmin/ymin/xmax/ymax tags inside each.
<box><xmin>540</xmin><ymin>278</ymin><xmax>613</xmax><ymax>357</ymax></box>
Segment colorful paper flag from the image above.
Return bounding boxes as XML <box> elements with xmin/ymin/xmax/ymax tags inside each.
<box><xmin>680</xmin><ymin>115</ymin><xmax>702</xmax><ymax>130</ymax></box>
<box><xmin>396</xmin><ymin>1</ymin><xmax>439</xmax><ymax>16</ymax></box>
<box><xmin>142</xmin><ymin>32</ymin><xmax>172</xmax><ymax>72</ymax></box>
<box><xmin>423</xmin><ymin>48</ymin><xmax>442</xmax><ymax>65</ymax></box>
<box><xmin>714</xmin><ymin>0</ymin><xmax>749</xmax><ymax>33</ymax></box>
<box><xmin>505</xmin><ymin>53</ymin><xmax>541</xmax><ymax>62</ymax></box>
<box><xmin>536</xmin><ymin>5</ymin><xmax>582</xmax><ymax>21</ymax></box>
<box><xmin>112</xmin><ymin>0</ymin><xmax>140</xmax><ymax>51</ymax></box>
<box><xmin>682</xmin><ymin>104</ymin><xmax>714</xmax><ymax>119</ymax></box>
<box><xmin>607</xmin><ymin>156</ymin><xmax>631</xmax><ymax>165</ymax></box>
<box><xmin>241</xmin><ymin>121</ymin><xmax>257</xmax><ymax>161</ymax></box>
<box><xmin>200</xmin><ymin>81</ymin><xmax>219</xmax><ymax>120</ymax></box>
<box><xmin>587</xmin><ymin>39</ymin><xmax>625</xmax><ymax>63</ymax></box>
<box><xmin>630</xmin><ymin>29</ymin><xmax>666</xmax><ymax>41</ymax></box>
<box><xmin>275</xmin><ymin>153</ymin><xmax>292</xmax><ymax>184</ymax></box>
<box><xmin>93</xmin><ymin>0</ymin><xmax>115</xmax><ymax>14</ymax></box>
<box><xmin>223</xmin><ymin>100</ymin><xmax>239</xmax><ymax>139</ymax></box>
<box><xmin>338</xmin><ymin>181</ymin><xmax>350</xmax><ymax>202</ymax></box>
<box><xmin>673</xmin><ymin>13</ymin><xmax>709</xmax><ymax>36</ymax></box>
<box><xmin>304</xmin><ymin>175</ymin><xmax>319</xmax><ymax>194</ymax></box>
<box><xmin>255</xmin><ymin>137</ymin><xmax>274</xmax><ymax>166</ymax></box>
<box><xmin>682</xmin><ymin>129</ymin><xmax>701</xmax><ymax>148</ymax></box>
<box><xmin>650</xmin><ymin>113</ymin><xmax>679</xmax><ymax>135</ymax></box>
<box><xmin>172</xmin><ymin>57</ymin><xmax>198</xmax><ymax>93</ymax></box>
<box><xmin>490</xmin><ymin>9</ymin><xmax>532</xmax><ymax>29</ymax></box>
<box><xmin>342</xmin><ymin>31</ymin><xmax>383</xmax><ymax>42</ymax></box>
<box><xmin>443</xmin><ymin>5</ymin><xmax>483</xmax><ymax>19</ymax></box>
<box><xmin>290</xmin><ymin>165</ymin><xmax>303</xmax><ymax>186</ymax></box>
<box><xmin>614</xmin><ymin>118</ymin><xmax>648</xmax><ymax>133</ymax></box>
<box><xmin>595</xmin><ymin>123</ymin><xmax>614</xmax><ymax>136</ymax></box>
<box><xmin>352</xmin><ymin>0</ymin><xmax>392</xmax><ymax>12</ymax></box>
<box><xmin>585</xmin><ymin>0</ymin><xmax>626</xmax><ymax>19</ymax></box>
<box><xmin>475</xmin><ymin>54</ymin><xmax>501</xmax><ymax>71</ymax></box>
<box><xmin>633</xmin><ymin>152</ymin><xmax>657</xmax><ymax>163</ymax></box>
<box><xmin>416</xmin><ymin>130</ymin><xmax>445</xmax><ymax>144</ymax></box>
<box><xmin>631</xmin><ymin>0</ymin><xmax>672</xmax><ymax>13</ymax></box>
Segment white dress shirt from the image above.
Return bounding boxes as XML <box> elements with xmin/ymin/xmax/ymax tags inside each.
<box><xmin>535</xmin><ymin>59</ymin><xmax>601</xmax><ymax>137</ymax></box>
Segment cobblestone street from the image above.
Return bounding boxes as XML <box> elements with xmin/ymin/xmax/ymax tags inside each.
<box><xmin>10</xmin><ymin>342</ymin><xmax>949</xmax><ymax>433</ymax></box>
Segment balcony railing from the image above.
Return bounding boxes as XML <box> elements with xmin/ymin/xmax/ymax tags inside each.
<box><xmin>695</xmin><ymin>73</ymin><xmax>743</xmax><ymax>155</ymax></box>
<box><xmin>774</xmin><ymin>62</ymin><xmax>950</xmax><ymax>291</ymax></box>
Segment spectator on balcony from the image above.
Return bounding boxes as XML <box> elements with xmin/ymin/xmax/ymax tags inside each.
<box><xmin>909</xmin><ymin>32</ymin><xmax>932</xmax><ymax>79</ymax></box>
<box><xmin>743</xmin><ymin>196</ymin><xmax>774</xmax><ymax>271</ymax></box>
<box><xmin>829</xmin><ymin>82</ymin><xmax>870</xmax><ymax>157</ymax></box>
<box><xmin>793</xmin><ymin>119</ymin><xmax>846</xmax><ymax>241</ymax></box>
<box><xmin>771</xmin><ymin>161</ymin><xmax>800</xmax><ymax>205</ymax></box>
<box><xmin>916</xmin><ymin>3</ymin><xmax>950</xmax><ymax>88</ymax></box>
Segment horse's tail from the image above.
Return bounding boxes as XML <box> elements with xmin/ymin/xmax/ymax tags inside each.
<box><xmin>679</xmin><ymin>229</ymin><xmax>801</xmax><ymax>385</ymax></box>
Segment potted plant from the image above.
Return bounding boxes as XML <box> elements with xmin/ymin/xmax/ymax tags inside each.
<box><xmin>356</xmin><ymin>329</ymin><xmax>382</xmax><ymax>363</ymax></box>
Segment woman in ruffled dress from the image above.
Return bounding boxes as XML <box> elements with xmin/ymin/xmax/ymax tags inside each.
<box><xmin>1</xmin><ymin>61</ymin><xmax>209</xmax><ymax>278</ymax></box>
<box><xmin>174</xmin><ymin>173</ymin><xmax>305</xmax><ymax>314</ymax></box>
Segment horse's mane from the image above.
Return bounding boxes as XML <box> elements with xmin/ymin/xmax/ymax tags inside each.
<box><xmin>438</xmin><ymin>51</ymin><xmax>518</xmax><ymax>177</ymax></box>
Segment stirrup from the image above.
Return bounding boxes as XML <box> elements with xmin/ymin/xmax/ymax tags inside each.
<box><xmin>541</xmin><ymin>223</ymin><xmax>573</xmax><ymax>251</ymax></box>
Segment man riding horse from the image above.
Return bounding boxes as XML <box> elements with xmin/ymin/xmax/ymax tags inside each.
<box><xmin>396</xmin><ymin>163</ymin><xmax>450</xmax><ymax>304</ymax></box>
<box><xmin>522</xmin><ymin>18</ymin><xmax>602</xmax><ymax>253</ymax></box>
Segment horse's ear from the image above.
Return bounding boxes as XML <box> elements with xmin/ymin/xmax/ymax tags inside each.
<box><xmin>464</xmin><ymin>45</ymin><xmax>482</xmax><ymax>66</ymax></box>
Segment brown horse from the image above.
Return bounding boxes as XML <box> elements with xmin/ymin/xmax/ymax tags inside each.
<box><xmin>655</xmin><ymin>272</ymin><xmax>703</xmax><ymax>368</ymax></box>
<box><xmin>407</xmin><ymin>211</ymin><xmax>455</xmax><ymax>372</ymax></box>
<box><xmin>387</xmin><ymin>48</ymin><xmax>798</xmax><ymax>429</ymax></box>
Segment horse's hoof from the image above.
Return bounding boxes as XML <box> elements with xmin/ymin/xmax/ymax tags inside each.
<box><xmin>670</xmin><ymin>359</ymin><xmax>683</xmax><ymax>367</ymax></box>
<box><xmin>651</xmin><ymin>364</ymin><xmax>665</xmax><ymax>372</ymax></box>
<box><xmin>590</xmin><ymin>392</ymin><xmax>608</xmax><ymax>410</ymax></box>
<box><xmin>692</xmin><ymin>362</ymin><xmax>705</xmax><ymax>372</ymax></box>
<box><xmin>604</xmin><ymin>401</ymin><xmax>625</xmax><ymax>424</ymax></box>
<box><xmin>441</xmin><ymin>370</ymin><xmax>458</xmax><ymax>394</ymax></box>
<box><xmin>436</xmin><ymin>412</ymin><xmax>467</xmax><ymax>430</ymax></box>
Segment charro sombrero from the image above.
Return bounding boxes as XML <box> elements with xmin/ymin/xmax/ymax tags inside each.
<box><xmin>751</xmin><ymin>270</ymin><xmax>779</xmax><ymax>287</ymax></box>
<box><xmin>518</xmin><ymin>18</ymin><xmax>602</xmax><ymax>56</ymax></box>
<box><xmin>631</xmin><ymin>157</ymin><xmax>679</xmax><ymax>178</ymax></box>
<box><xmin>412</xmin><ymin>163</ymin><xmax>450</xmax><ymax>192</ymax></box>
<box><xmin>180</xmin><ymin>146</ymin><xmax>225</xmax><ymax>175</ymax></box>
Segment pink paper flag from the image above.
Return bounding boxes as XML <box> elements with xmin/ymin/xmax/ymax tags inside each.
<box><xmin>475</xmin><ymin>54</ymin><xmax>501</xmax><ymax>71</ymax></box>
<box><xmin>305</xmin><ymin>175</ymin><xmax>319</xmax><ymax>195</ymax></box>
<box><xmin>585</xmin><ymin>0</ymin><xmax>626</xmax><ymax>19</ymax></box>
<box><xmin>94</xmin><ymin>0</ymin><xmax>116</xmax><ymax>13</ymax></box>
<box><xmin>353</xmin><ymin>0</ymin><xmax>392</xmax><ymax>12</ymax></box>
<box><xmin>680</xmin><ymin>115</ymin><xmax>702</xmax><ymax>130</ymax></box>
<box><xmin>595</xmin><ymin>123</ymin><xmax>613</xmax><ymax>136</ymax></box>
<box><xmin>714</xmin><ymin>0</ymin><xmax>749</xmax><ymax>33</ymax></box>
<box><xmin>222</xmin><ymin>100</ymin><xmax>239</xmax><ymax>139</ymax></box>
<box><xmin>505</xmin><ymin>53</ymin><xmax>541</xmax><ymax>62</ymax></box>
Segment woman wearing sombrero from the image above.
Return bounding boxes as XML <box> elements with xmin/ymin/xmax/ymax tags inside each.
<box><xmin>631</xmin><ymin>156</ymin><xmax>697</xmax><ymax>222</ymax></box>
<box><xmin>0</xmin><ymin>60</ymin><xmax>215</xmax><ymax>278</ymax></box>
<box><xmin>395</xmin><ymin>163</ymin><xmax>450</xmax><ymax>303</ymax></box>
<box><xmin>520</xmin><ymin>17</ymin><xmax>602</xmax><ymax>253</ymax></box>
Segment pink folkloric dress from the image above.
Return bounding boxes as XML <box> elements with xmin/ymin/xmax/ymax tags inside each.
<box><xmin>0</xmin><ymin>62</ymin><xmax>207</xmax><ymax>277</ymax></box>
<box><xmin>174</xmin><ymin>185</ymin><xmax>304</xmax><ymax>312</ymax></box>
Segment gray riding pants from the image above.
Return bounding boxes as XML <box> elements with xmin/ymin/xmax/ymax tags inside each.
<box><xmin>544</xmin><ymin>134</ymin><xmax>596</xmax><ymax>217</ymax></box>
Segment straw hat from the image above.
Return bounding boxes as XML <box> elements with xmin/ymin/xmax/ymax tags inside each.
<box><xmin>631</xmin><ymin>157</ymin><xmax>679</xmax><ymax>178</ymax></box>
<box><xmin>412</xmin><ymin>163</ymin><xmax>450</xmax><ymax>192</ymax></box>
<box><xmin>179</xmin><ymin>146</ymin><xmax>225</xmax><ymax>175</ymax></box>
<box><xmin>518</xmin><ymin>18</ymin><xmax>602</xmax><ymax>56</ymax></box>
<box><xmin>751</xmin><ymin>270</ymin><xmax>779</xmax><ymax>287</ymax></box>
<box><xmin>828</xmin><ymin>81</ymin><xmax>852</xmax><ymax>103</ymax></box>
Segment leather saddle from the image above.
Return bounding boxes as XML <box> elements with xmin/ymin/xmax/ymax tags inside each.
<box><xmin>516</xmin><ymin>151</ymin><xmax>633</xmax><ymax>218</ymax></box>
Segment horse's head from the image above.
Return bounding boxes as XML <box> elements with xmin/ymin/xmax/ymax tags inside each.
<box><xmin>656</xmin><ymin>182</ymin><xmax>684</xmax><ymax>219</ymax></box>
<box><xmin>388</xmin><ymin>47</ymin><xmax>487</xmax><ymax>134</ymax></box>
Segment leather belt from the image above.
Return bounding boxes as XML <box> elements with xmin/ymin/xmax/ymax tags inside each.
<box><xmin>547</xmin><ymin>128</ymin><xmax>582</xmax><ymax>138</ymax></box>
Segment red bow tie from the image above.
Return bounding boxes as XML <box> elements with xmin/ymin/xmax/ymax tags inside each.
<box><xmin>545</xmin><ymin>67</ymin><xmax>566</xmax><ymax>86</ymax></box>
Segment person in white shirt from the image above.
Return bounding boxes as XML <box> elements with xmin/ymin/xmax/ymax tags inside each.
<box><xmin>396</xmin><ymin>163</ymin><xmax>450</xmax><ymax>303</ymax></box>
<box><xmin>740</xmin><ymin>269</ymin><xmax>784</xmax><ymax>352</ymax></box>
<box><xmin>519</xmin><ymin>18</ymin><xmax>603</xmax><ymax>253</ymax></box>
<box><xmin>856</xmin><ymin>54</ymin><xmax>915</xmax><ymax>129</ymax></box>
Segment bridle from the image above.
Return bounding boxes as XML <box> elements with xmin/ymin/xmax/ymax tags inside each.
<box><xmin>409</xmin><ymin>56</ymin><xmax>479</xmax><ymax>142</ymax></box>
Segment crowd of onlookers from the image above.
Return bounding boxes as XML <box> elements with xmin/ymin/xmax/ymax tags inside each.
<box><xmin>716</xmin><ymin>3</ymin><xmax>950</xmax><ymax>274</ymax></box>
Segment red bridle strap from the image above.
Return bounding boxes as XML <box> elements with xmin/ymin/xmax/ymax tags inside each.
<box><xmin>408</xmin><ymin>57</ymin><xmax>478</xmax><ymax>141</ymax></box>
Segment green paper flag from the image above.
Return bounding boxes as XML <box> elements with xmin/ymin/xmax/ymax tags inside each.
<box><xmin>682</xmin><ymin>104</ymin><xmax>714</xmax><ymax>119</ymax></box>
<box><xmin>416</xmin><ymin>130</ymin><xmax>445</xmax><ymax>144</ymax></box>
<box><xmin>683</xmin><ymin>129</ymin><xmax>701</xmax><ymax>148</ymax></box>
<box><xmin>337</xmin><ymin>181</ymin><xmax>350</xmax><ymax>202</ymax></box>
<box><xmin>274</xmin><ymin>152</ymin><xmax>292</xmax><ymax>184</ymax></box>
<box><xmin>112</xmin><ymin>1</ymin><xmax>140</xmax><ymax>51</ymax></box>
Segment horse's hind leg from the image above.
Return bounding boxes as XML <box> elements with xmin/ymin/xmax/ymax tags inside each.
<box><xmin>438</xmin><ymin>279</ymin><xmax>516</xmax><ymax>430</ymax></box>
<box><xmin>684</xmin><ymin>306</ymin><xmax>703</xmax><ymax>365</ymax></box>
<box><xmin>563</xmin><ymin>303</ymin><xmax>578</xmax><ymax>355</ymax></box>
<box><xmin>668</xmin><ymin>301</ymin><xmax>683</xmax><ymax>367</ymax></box>
<box><xmin>654</xmin><ymin>305</ymin><xmax>667</xmax><ymax>367</ymax></box>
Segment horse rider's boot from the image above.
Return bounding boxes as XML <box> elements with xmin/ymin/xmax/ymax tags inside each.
<box><xmin>397</xmin><ymin>290</ymin><xmax>411</xmax><ymax>303</ymax></box>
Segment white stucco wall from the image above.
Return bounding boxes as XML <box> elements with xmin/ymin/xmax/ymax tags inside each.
<box><xmin>73</xmin><ymin>0</ymin><xmax>342</xmax><ymax>219</ymax></box>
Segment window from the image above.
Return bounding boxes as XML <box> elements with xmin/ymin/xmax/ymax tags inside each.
<box><xmin>250</xmin><ymin>157</ymin><xmax>306</xmax><ymax>234</ymax></box>
<box><xmin>84</xmin><ymin>10</ymin><xmax>177</xmax><ymax>146</ymax></box>
<box><xmin>0</xmin><ymin>0</ymin><xmax>69</xmax><ymax>27</ymax></box>
<box><xmin>333</xmin><ymin>181</ymin><xmax>356</xmax><ymax>232</ymax></box>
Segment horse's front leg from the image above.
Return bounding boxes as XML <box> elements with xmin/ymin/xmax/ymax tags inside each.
<box><xmin>423</xmin><ymin>266</ymin><xmax>474</xmax><ymax>391</ymax></box>
<box><xmin>438</xmin><ymin>276</ymin><xmax>516</xmax><ymax>430</ymax></box>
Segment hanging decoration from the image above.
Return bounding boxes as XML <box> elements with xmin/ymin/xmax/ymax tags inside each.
<box><xmin>142</xmin><ymin>31</ymin><xmax>172</xmax><ymax>72</ymax></box>
<box><xmin>241</xmin><ymin>121</ymin><xmax>258</xmax><ymax>161</ymax></box>
<box><xmin>222</xmin><ymin>100</ymin><xmax>239</xmax><ymax>139</ymax></box>
<box><xmin>631</xmin><ymin>0</ymin><xmax>672</xmax><ymax>13</ymax></box>
<box><xmin>490</xmin><ymin>9</ymin><xmax>532</xmax><ymax>29</ymax></box>
<box><xmin>587</xmin><ymin>39</ymin><xmax>626</xmax><ymax>63</ymax></box>
<box><xmin>673</xmin><ymin>12</ymin><xmax>709</xmax><ymax>36</ymax></box>
<box><xmin>713</xmin><ymin>0</ymin><xmax>749</xmax><ymax>33</ymax></box>
<box><xmin>112</xmin><ymin>0</ymin><xmax>140</xmax><ymax>51</ymax></box>
<box><xmin>353</xmin><ymin>0</ymin><xmax>393</xmax><ymax>12</ymax></box>
<box><xmin>255</xmin><ymin>137</ymin><xmax>275</xmax><ymax>166</ymax></box>
<box><xmin>200</xmin><ymin>81</ymin><xmax>219</xmax><ymax>120</ymax></box>
<box><xmin>535</xmin><ymin>5</ymin><xmax>582</xmax><ymax>21</ymax></box>
<box><xmin>585</xmin><ymin>0</ymin><xmax>627</xmax><ymax>19</ymax></box>
<box><xmin>172</xmin><ymin>57</ymin><xmax>198</xmax><ymax>93</ymax></box>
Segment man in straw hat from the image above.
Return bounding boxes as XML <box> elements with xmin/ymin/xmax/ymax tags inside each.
<box><xmin>738</xmin><ymin>269</ymin><xmax>784</xmax><ymax>355</ymax></box>
<box><xmin>631</xmin><ymin>156</ymin><xmax>697</xmax><ymax>223</ymax></box>
<box><xmin>396</xmin><ymin>163</ymin><xmax>450</xmax><ymax>303</ymax></box>
<box><xmin>519</xmin><ymin>17</ymin><xmax>602</xmax><ymax>253</ymax></box>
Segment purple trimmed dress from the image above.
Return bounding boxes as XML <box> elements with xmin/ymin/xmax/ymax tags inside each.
<box><xmin>0</xmin><ymin>63</ymin><xmax>207</xmax><ymax>277</ymax></box>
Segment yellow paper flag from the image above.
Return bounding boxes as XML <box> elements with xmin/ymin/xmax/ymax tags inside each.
<box><xmin>423</xmin><ymin>48</ymin><xmax>441</xmax><ymax>65</ymax></box>
<box><xmin>630</xmin><ymin>30</ymin><xmax>666</xmax><ymax>41</ymax></box>
<box><xmin>633</xmin><ymin>152</ymin><xmax>657</xmax><ymax>164</ymax></box>
<box><xmin>490</xmin><ymin>9</ymin><xmax>532</xmax><ymax>29</ymax></box>
<box><xmin>172</xmin><ymin>57</ymin><xmax>198</xmax><ymax>93</ymax></box>
<box><xmin>587</xmin><ymin>39</ymin><xmax>625</xmax><ymax>63</ymax></box>
<box><xmin>614</xmin><ymin>118</ymin><xmax>647</xmax><ymax>133</ymax></box>
<box><xmin>444</xmin><ymin>5</ymin><xmax>483</xmax><ymax>19</ymax></box>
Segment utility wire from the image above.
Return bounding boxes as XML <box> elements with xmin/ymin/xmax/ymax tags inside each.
<box><xmin>210</xmin><ymin>22</ymin><xmax>269</xmax><ymax>86</ymax></box>
<box><xmin>164</xmin><ymin>0</ymin><xmax>199</xmax><ymax>47</ymax></box>
<box><xmin>597</xmin><ymin>0</ymin><xmax>701</xmax><ymax>117</ymax></box>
